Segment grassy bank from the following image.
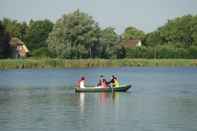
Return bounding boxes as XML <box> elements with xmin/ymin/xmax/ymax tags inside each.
<box><xmin>0</xmin><ymin>59</ymin><xmax>197</xmax><ymax>69</ymax></box>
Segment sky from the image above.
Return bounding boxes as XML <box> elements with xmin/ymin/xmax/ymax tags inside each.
<box><xmin>0</xmin><ymin>0</ymin><xmax>197</xmax><ymax>34</ymax></box>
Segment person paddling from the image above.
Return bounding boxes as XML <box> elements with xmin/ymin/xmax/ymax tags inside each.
<box><xmin>109</xmin><ymin>75</ymin><xmax>119</xmax><ymax>88</ymax></box>
<box><xmin>77</xmin><ymin>76</ymin><xmax>86</xmax><ymax>88</ymax></box>
<box><xmin>97</xmin><ymin>75</ymin><xmax>109</xmax><ymax>88</ymax></box>
<box><xmin>97</xmin><ymin>75</ymin><xmax>103</xmax><ymax>87</ymax></box>
<box><xmin>101</xmin><ymin>79</ymin><xmax>109</xmax><ymax>88</ymax></box>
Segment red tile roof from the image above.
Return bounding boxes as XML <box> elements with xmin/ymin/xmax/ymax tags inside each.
<box><xmin>119</xmin><ymin>39</ymin><xmax>141</xmax><ymax>48</ymax></box>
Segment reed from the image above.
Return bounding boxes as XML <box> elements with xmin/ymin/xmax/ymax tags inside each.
<box><xmin>0</xmin><ymin>58</ymin><xmax>197</xmax><ymax>69</ymax></box>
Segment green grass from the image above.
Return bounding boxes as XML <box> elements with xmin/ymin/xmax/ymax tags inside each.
<box><xmin>0</xmin><ymin>58</ymin><xmax>197</xmax><ymax>69</ymax></box>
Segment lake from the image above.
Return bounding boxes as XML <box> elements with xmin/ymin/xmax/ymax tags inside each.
<box><xmin>0</xmin><ymin>67</ymin><xmax>197</xmax><ymax>131</ymax></box>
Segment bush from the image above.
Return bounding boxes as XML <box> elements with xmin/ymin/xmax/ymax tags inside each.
<box><xmin>32</xmin><ymin>47</ymin><xmax>52</xmax><ymax>58</ymax></box>
<box><xmin>126</xmin><ymin>46</ymin><xmax>154</xmax><ymax>58</ymax></box>
<box><xmin>156</xmin><ymin>45</ymin><xmax>177</xmax><ymax>58</ymax></box>
<box><xmin>189</xmin><ymin>46</ymin><xmax>197</xmax><ymax>59</ymax></box>
<box><xmin>126</xmin><ymin>45</ymin><xmax>193</xmax><ymax>59</ymax></box>
<box><xmin>176</xmin><ymin>48</ymin><xmax>190</xmax><ymax>58</ymax></box>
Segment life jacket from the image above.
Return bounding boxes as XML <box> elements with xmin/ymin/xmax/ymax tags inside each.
<box><xmin>114</xmin><ymin>79</ymin><xmax>119</xmax><ymax>87</ymax></box>
<box><xmin>111</xmin><ymin>79</ymin><xmax>116</xmax><ymax>87</ymax></box>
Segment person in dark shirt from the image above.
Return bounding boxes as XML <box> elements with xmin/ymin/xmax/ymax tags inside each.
<box><xmin>109</xmin><ymin>75</ymin><xmax>119</xmax><ymax>87</ymax></box>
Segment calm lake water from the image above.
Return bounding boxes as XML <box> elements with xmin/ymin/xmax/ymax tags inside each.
<box><xmin>0</xmin><ymin>67</ymin><xmax>197</xmax><ymax>131</ymax></box>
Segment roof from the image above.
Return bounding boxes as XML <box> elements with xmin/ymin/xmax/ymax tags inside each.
<box><xmin>119</xmin><ymin>39</ymin><xmax>141</xmax><ymax>48</ymax></box>
<box><xmin>9</xmin><ymin>37</ymin><xmax>24</xmax><ymax>48</ymax></box>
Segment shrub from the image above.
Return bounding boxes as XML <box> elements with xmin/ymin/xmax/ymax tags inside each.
<box><xmin>189</xmin><ymin>46</ymin><xmax>197</xmax><ymax>59</ymax></box>
<box><xmin>32</xmin><ymin>47</ymin><xmax>52</xmax><ymax>58</ymax></box>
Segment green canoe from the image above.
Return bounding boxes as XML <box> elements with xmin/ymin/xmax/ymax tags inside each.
<box><xmin>75</xmin><ymin>84</ymin><xmax>131</xmax><ymax>93</ymax></box>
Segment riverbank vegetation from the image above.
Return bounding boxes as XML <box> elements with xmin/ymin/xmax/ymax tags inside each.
<box><xmin>0</xmin><ymin>59</ymin><xmax>197</xmax><ymax>69</ymax></box>
<box><xmin>0</xmin><ymin>10</ymin><xmax>197</xmax><ymax>63</ymax></box>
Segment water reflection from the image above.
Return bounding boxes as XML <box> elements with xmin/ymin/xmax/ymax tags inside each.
<box><xmin>77</xmin><ymin>92</ymin><xmax>120</xmax><ymax>110</ymax></box>
<box><xmin>79</xmin><ymin>93</ymin><xmax>85</xmax><ymax>112</ymax></box>
<box><xmin>99</xmin><ymin>93</ymin><xmax>109</xmax><ymax>105</ymax></box>
<box><xmin>112</xmin><ymin>92</ymin><xmax>119</xmax><ymax>104</ymax></box>
<box><xmin>1</xmin><ymin>87</ymin><xmax>197</xmax><ymax>131</ymax></box>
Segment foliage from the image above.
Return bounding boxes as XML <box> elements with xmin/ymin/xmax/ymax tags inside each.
<box><xmin>2</xmin><ymin>18</ymin><xmax>28</xmax><ymax>43</ymax></box>
<box><xmin>26</xmin><ymin>19</ymin><xmax>53</xmax><ymax>51</ymax></box>
<box><xmin>1</xmin><ymin>14</ymin><xmax>197</xmax><ymax>59</ymax></box>
<box><xmin>189</xmin><ymin>46</ymin><xmax>197</xmax><ymax>59</ymax></box>
<box><xmin>126</xmin><ymin>46</ymin><xmax>154</xmax><ymax>58</ymax></box>
<box><xmin>47</xmin><ymin>10</ymin><xmax>101</xmax><ymax>58</ymax></box>
<box><xmin>144</xmin><ymin>15</ymin><xmax>197</xmax><ymax>47</ymax></box>
<box><xmin>32</xmin><ymin>47</ymin><xmax>53</xmax><ymax>58</ymax></box>
<box><xmin>0</xmin><ymin>58</ymin><xmax>197</xmax><ymax>69</ymax></box>
<box><xmin>99</xmin><ymin>27</ymin><xmax>119</xmax><ymax>58</ymax></box>
<box><xmin>126</xmin><ymin>45</ymin><xmax>192</xmax><ymax>59</ymax></box>
<box><xmin>143</xmin><ymin>31</ymin><xmax>163</xmax><ymax>46</ymax></box>
<box><xmin>116</xmin><ymin>46</ymin><xmax>126</xmax><ymax>59</ymax></box>
<box><xmin>122</xmin><ymin>26</ymin><xmax>145</xmax><ymax>40</ymax></box>
<box><xmin>0</xmin><ymin>21</ymin><xmax>11</xmax><ymax>58</ymax></box>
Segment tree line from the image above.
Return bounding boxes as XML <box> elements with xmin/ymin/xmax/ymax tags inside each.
<box><xmin>0</xmin><ymin>10</ymin><xmax>197</xmax><ymax>59</ymax></box>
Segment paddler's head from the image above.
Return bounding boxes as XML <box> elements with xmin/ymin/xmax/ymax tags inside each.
<box><xmin>112</xmin><ymin>75</ymin><xmax>117</xmax><ymax>79</ymax></box>
<box><xmin>100</xmin><ymin>75</ymin><xmax>104</xmax><ymax>78</ymax></box>
<box><xmin>81</xmin><ymin>76</ymin><xmax>85</xmax><ymax>80</ymax></box>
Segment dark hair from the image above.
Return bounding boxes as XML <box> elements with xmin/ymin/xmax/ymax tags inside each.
<box><xmin>81</xmin><ymin>76</ymin><xmax>85</xmax><ymax>80</ymax></box>
<box><xmin>112</xmin><ymin>75</ymin><xmax>117</xmax><ymax>79</ymax></box>
<box><xmin>100</xmin><ymin>75</ymin><xmax>104</xmax><ymax>78</ymax></box>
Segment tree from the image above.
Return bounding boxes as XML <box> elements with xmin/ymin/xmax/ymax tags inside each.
<box><xmin>99</xmin><ymin>27</ymin><xmax>119</xmax><ymax>58</ymax></box>
<box><xmin>26</xmin><ymin>19</ymin><xmax>53</xmax><ymax>51</ymax></box>
<box><xmin>47</xmin><ymin>10</ymin><xmax>101</xmax><ymax>58</ymax></box>
<box><xmin>144</xmin><ymin>15</ymin><xmax>197</xmax><ymax>47</ymax></box>
<box><xmin>143</xmin><ymin>31</ymin><xmax>163</xmax><ymax>46</ymax></box>
<box><xmin>116</xmin><ymin>46</ymin><xmax>126</xmax><ymax>59</ymax></box>
<box><xmin>32</xmin><ymin>47</ymin><xmax>52</xmax><ymax>58</ymax></box>
<box><xmin>189</xmin><ymin>46</ymin><xmax>197</xmax><ymax>58</ymax></box>
<box><xmin>20</xmin><ymin>22</ymin><xmax>28</xmax><ymax>43</ymax></box>
<box><xmin>0</xmin><ymin>21</ymin><xmax>11</xmax><ymax>58</ymax></box>
<box><xmin>2</xmin><ymin>18</ymin><xmax>28</xmax><ymax>42</ymax></box>
<box><xmin>122</xmin><ymin>26</ymin><xmax>145</xmax><ymax>40</ymax></box>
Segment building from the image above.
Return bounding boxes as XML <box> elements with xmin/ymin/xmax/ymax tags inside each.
<box><xmin>9</xmin><ymin>37</ymin><xmax>29</xmax><ymax>58</ymax></box>
<box><xmin>119</xmin><ymin>39</ymin><xmax>142</xmax><ymax>48</ymax></box>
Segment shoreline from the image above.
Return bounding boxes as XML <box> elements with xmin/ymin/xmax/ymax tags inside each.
<box><xmin>0</xmin><ymin>59</ymin><xmax>197</xmax><ymax>69</ymax></box>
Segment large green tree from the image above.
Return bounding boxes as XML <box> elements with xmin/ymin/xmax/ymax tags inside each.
<box><xmin>122</xmin><ymin>26</ymin><xmax>145</xmax><ymax>40</ymax></box>
<box><xmin>143</xmin><ymin>31</ymin><xmax>163</xmax><ymax>46</ymax></box>
<box><xmin>144</xmin><ymin>15</ymin><xmax>197</xmax><ymax>47</ymax></box>
<box><xmin>0</xmin><ymin>21</ymin><xmax>11</xmax><ymax>58</ymax></box>
<box><xmin>2</xmin><ymin>18</ymin><xmax>28</xmax><ymax>42</ymax></box>
<box><xmin>26</xmin><ymin>19</ymin><xmax>53</xmax><ymax>51</ymax></box>
<box><xmin>99</xmin><ymin>27</ymin><xmax>119</xmax><ymax>58</ymax></box>
<box><xmin>47</xmin><ymin>10</ymin><xmax>101</xmax><ymax>58</ymax></box>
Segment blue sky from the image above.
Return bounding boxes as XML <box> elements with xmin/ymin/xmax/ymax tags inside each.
<box><xmin>0</xmin><ymin>0</ymin><xmax>197</xmax><ymax>34</ymax></box>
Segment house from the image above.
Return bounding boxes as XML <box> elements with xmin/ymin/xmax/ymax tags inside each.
<box><xmin>9</xmin><ymin>37</ymin><xmax>29</xmax><ymax>58</ymax></box>
<box><xmin>119</xmin><ymin>39</ymin><xmax>142</xmax><ymax>48</ymax></box>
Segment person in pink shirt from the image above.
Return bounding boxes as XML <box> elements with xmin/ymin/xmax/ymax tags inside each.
<box><xmin>101</xmin><ymin>79</ymin><xmax>109</xmax><ymax>88</ymax></box>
